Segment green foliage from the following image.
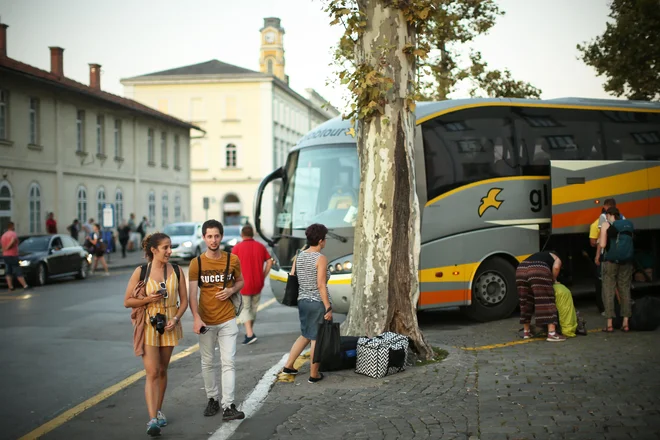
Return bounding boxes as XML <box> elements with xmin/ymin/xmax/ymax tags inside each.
<box><xmin>577</xmin><ymin>0</ymin><xmax>660</xmax><ymax>101</ymax></box>
<box><xmin>325</xmin><ymin>0</ymin><xmax>542</xmax><ymax>123</ymax></box>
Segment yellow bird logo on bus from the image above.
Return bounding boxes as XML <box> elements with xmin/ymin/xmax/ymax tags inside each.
<box><xmin>478</xmin><ymin>188</ymin><xmax>504</xmax><ymax>217</ymax></box>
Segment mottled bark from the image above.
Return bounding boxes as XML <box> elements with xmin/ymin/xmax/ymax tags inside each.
<box><xmin>341</xmin><ymin>0</ymin><xmax>432</xmax><ymax>359</ymax></box>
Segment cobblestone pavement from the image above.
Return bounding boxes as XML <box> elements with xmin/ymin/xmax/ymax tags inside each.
<box><xmin>232</xmin><ymin>302</ymin><xmax>660</xmax><ymax>440</ymax></box>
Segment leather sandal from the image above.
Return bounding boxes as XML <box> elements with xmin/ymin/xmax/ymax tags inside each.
<box><xmin>621</xmin><ymin>326</ymin><xmax>630</xmax><ymax>332</ymax></box>
<box><xmin>602</xmin><ymin>326</ymin><xmax>614</xmax><ymax>332</ymax></box>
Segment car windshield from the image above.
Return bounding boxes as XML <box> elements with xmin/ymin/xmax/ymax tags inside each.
<box><xmin>18</xmin><ymin>236</ymin><xmax>50</xmax><ymax>253</ymax></box>
<box><xmin>163</xmin><ymin>224</ymin><xmax>195</xmax><ymax>236</ymax></box>
<box><xmin>223</xmin><ymin>226</ymin><xmax>241</xmax><ymax>238</ymax></box>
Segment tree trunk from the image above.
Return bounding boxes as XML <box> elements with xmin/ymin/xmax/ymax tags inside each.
<box><xmin>341</xmin><ymin>0</ymin><xmax>433</xmax><ymax>360</ymax></box>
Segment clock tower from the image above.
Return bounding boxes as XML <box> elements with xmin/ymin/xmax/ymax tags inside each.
<box><xmin>259</xmin><ymin>17</ymin><xmax>287</xmax><ymax>83</ymax></box>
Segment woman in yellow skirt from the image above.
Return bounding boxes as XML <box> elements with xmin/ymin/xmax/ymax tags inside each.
<box><xmin>124</xmin><ymin>232</ymin><xmax>188</xmax><ymax>437</ymax></box>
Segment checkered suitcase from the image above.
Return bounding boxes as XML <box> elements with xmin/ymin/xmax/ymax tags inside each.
<box><xmin>355</xmin><ymin>332</ymin><xmax>409</xmax><ymax>379</ymax></box>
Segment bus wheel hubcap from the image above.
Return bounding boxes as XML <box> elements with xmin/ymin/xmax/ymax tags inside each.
<box><xmin>476</xmin><ymin>272</ymin><xmax>506</xmax><ymax>306</ymax></box>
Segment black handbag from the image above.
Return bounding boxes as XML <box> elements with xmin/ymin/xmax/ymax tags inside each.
<box><xmin>282</xmin><ymin>273</ymin><xmax>299</xmax><ymax>306</ymax></box>
<box><xmin>282</xmin><ymin>251</ymin><xmax>300</xmax><ymax>307</ymax></box>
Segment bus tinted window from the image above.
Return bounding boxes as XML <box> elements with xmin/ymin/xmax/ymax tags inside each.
<box><xmin>601</xmin><ymin>111</ymin><xmax>660</xmax><ymax>160</ymax></box>
<box><xmin>421</xmin><ymin>107</ymin><xmax>517</xmax><ymax>201</ymax></box>
<box><xmin>514</xmin><ymin>108</ymin><xmax>604</xmax><ymax>174</ymax></box>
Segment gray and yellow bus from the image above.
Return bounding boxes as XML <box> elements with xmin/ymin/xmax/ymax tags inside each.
<box><xmin>255</xmin><ymin>98</ymin><xmax>660</xmax><ymax>321</ymax></box>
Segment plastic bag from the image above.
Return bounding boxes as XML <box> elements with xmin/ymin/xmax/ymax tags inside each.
<box><xmin>554</xmin><ymin>283</ymin><xmax>578</xmax><ymax>337</ymax></box>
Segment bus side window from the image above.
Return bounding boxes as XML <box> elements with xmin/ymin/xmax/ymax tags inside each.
<box><xmin>602</xmin><ymin>111</ymin><xmax>660</xmax><ymax>160</ymax></box>
<box><xmin>421</xmin><ymin>107</ymin><xmax>517</xmax><ymax>201</ymax></box>
<box><xmin>514</xmin><ymin>108</ymin><xmax>603</xmax><ymax>172</ymax></box>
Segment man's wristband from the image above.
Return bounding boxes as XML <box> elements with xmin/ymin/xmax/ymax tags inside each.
<box><xmin>325</xmin><ymin>307</ymin><xmax>332</xmax><ymax>313</ymax></box>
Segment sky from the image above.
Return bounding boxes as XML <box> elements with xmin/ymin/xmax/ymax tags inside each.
<box><xmin>0</xmin><ymin>0</ymin><xmax>615</xmax><ymax>112</ymax></box>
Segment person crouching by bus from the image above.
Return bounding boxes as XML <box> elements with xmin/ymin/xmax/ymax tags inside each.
<box><xmin>597</xmin><ymin>207</ymin><xmax>634</xmax><ymax>333</ymax></box>
<box><xmin>516</xmin><ymin>251</ymin><xmax>566</xmax><ymax>342</ymax></box>
<box><xmin>123</xmin><ymin>233</ymin><xmax>188</xmax><ymax>437</ymax></box>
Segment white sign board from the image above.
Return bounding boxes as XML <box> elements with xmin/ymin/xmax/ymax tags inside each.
<box><xmin>102</xmin><ymin>203</ymin><xmax>115</xmax><ymax>229</ymax></box>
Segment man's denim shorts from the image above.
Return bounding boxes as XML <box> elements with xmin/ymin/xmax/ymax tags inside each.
<box><xmin>298</xmin><ymin>298</ymin><xmax>325</xmax><ymax>340</ymax></box>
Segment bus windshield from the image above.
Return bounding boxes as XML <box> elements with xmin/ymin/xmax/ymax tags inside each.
<box><xmin>277</xmin><ymin>144</ymin><xmax>359</xmax><ymax>231</ymax></box>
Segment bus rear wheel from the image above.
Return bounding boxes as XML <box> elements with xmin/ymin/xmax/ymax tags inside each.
<box><xmin>465</xmin><ymin>257</ymin><xmax>518</xmax><ymax>322</ymax></box>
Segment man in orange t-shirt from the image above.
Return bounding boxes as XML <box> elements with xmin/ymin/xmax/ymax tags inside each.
<box><xmin>188</xmin><ymin>219</ymin><xmax>245</xmax><ymax>421</ymax></box>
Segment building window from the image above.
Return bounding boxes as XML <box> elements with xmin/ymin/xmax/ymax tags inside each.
<box><xmin>267</xmin><ymin>59</ymin><xmax>273</xmax><ymax>74</ymax></box>
<box><xmin>147</xmin><ymin>128</ymin><xmax>155</xmax><ymax>164</ymax></box>
<box><xmin>225</xmin><ymin>143</ymin><xmax>237</xmax><ymax>168</ymax></box>
<box><xmin>0</xmin><ymin>90</ymin><xmax>8</xmax><ymax>140</ymax></box>
<box><xmin>114</xmin><ymin>119</ymin><xmax>122</xmax><ymax>158</ymax></box>
<box><xmin>96</xmin><ymin>115</ymin><xmax>105</xmax><ymax>155</ymax></box>
<box><xmin>162</xmin><ymin>191</ymin><xmax>169</xmax><ymax>227</ymax></box>
<box><xmin>29</xmin><ymin>97</ymin><xmax>39</xmax><ymax>145</ymax></box>
<box><xmin>174</xmin><ymin>191</ymin><xmax>181</xmax><ymax>222</ymax></box>
<box><xmin>0</xmin><ymin>182</ymin><xmax>13</xmax><ymax>233</ymax></box>
<box><xmin>76</xmin><ymin>110</ymin><xmax>85</xmax><ymax>152</ymax></box>
<box><xmin>161</xmin><ymin>131</ymin><xmax>167</xmax><ymax>166</ymax></box>
<box><xmin>173</xmin><ymin>135</ymin><xmax>180</xmax><ymax>169</ymax></box>
<box><xmin>76</xmin><ymin>186</ymin><xmax>87</xmax><ymax>224</ymax></box>
<box><xmin>148</xmin><ymin>190</ymin><xmax>156</xmax><ymax>226</ymax></box>
<box><xmin>96</xmin><ymin>187</ymin><xmax>106</xmax><ymax>223</ymax></box>
<box><xmin>29</xmin><ymin>183</ymin><xmax>42</xmax><ymax>234</ymax></box>
<box><xmin>115</xmin><ymin>188</ymin><xmax>124</xmax><ymax>227</ymax></box>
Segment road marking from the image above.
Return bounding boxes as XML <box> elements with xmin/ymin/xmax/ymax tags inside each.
<box><xmin>18</xmin><ymin>296</ymin><xmax>278</xmax><ymax>439</ymax></box>
<box><xmin>18</xmin><ymin>343</ymin><xmax>200</xmax><ymax>440</ymax></box>
<box><xmin>209</xmin><ymin>353</ymin><xmax>288</xmax><ymax>440</ymax></box>
<box><xmin>460</xmin><ymin>328</ymin><xmax>604</xmax><ymax>351</ymax></box>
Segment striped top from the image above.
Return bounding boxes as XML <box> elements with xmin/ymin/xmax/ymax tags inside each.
<box><xmin>144</xmin><ymin>266</ymin><xmax>183</xmax><ymax>347</ymax></box>
<box><xmin>296</xmin><ymin>251</ymin><xmax>331</xmax><ymax>303</ymax></box>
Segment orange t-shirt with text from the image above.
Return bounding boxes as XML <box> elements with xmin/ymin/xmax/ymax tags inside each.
<box><xmin>189</xmin><ymin>253</ymin><xmax>242</xmax><ymax>326</ymax></box>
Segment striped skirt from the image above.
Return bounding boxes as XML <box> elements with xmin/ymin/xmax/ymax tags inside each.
<box><xmin>516</xmin><ymin>260</ymin><xmax>558</xmax><ymax>326</ymax></box>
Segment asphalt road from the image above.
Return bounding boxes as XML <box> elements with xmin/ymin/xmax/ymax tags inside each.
<box><xmin>0</xmin><ymin>266</ymin><xmax>304</xmax><ymax>440</ymax></box>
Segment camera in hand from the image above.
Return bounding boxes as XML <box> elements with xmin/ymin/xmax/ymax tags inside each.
<box><xmin>149</xmin><ymin>313</ymin><xmax>167</xmax><ymax>335</ymax></box>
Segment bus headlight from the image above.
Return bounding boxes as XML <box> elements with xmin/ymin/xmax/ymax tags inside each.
<box><xmin>328</xmin><ymin>255</ymin><xmax>354</xmax><ymax>274</ymax></box>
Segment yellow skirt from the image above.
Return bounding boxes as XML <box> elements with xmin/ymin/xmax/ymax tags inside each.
<box><xmin>144</xmin><ymin>307</ymin><xmax>183</xmax><ymax>347</ymax></box>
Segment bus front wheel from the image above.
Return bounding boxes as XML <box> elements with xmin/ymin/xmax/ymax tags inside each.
<box><xmin>465</xmin><ymin>257</ymin><xmax>518</xmax><ymax>322</ymax></box>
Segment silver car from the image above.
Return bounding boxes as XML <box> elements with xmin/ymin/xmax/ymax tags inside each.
<box><xmin>164</xmin><ymin>222</ymin><xmax>207</xmax><ymax>260</ymax></box>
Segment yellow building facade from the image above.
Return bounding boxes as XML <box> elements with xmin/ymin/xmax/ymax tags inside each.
<box><xmin>122</xmin><ymin>17</ymin><xmax>338</xmax><ymax>233</ymax></box>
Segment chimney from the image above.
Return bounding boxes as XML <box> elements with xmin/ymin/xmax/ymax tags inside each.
<box><xmin>89</xmin><ymin>63</ymin><xmax>101</xmax><ymax>90</ymax></box>
<box><xmin>49</xmin><ymin>47</ymin><xmax>64</xmax><ymax>77</ymax></box>
<box><xmin>0</xmin><ymin>24</ymin><xmax>8</xmax><ymax>58</ymax></box>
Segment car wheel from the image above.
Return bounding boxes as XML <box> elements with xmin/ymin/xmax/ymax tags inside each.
<box><xmin>464</xmin><ymin>257</ymin><xmax>518</xmax><ymax>322</ymax></box>
<box><xmin>35</xmin><ymin>263</ymin><xmax>48</xmax><ymax>286</ymax></box>
<box><xmin>75</xmin><ymin>258</ymin><xmax>88</xmax><ymax>280</ymax></box>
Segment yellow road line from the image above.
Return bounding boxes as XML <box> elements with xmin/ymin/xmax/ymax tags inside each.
<box><xmin>460</xmin><ymin>328</ymin><xmax>604</xmax><ymax>351</ymax></box>
<box><xmin>19</xmin><ymin>296</ymin><xmax>278</xmax><ymax>439</ymax></box>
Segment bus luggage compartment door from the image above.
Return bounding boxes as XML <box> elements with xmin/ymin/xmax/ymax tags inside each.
<box><xmin>549</xmin><ymin>160</ymin><xmax>653</xmax><ymax>235</ymax></box>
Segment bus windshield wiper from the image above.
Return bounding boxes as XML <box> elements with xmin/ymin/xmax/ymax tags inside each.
<box><xmin>288</xmin><ymin>229</ymin><xmax>349</xmax><ymax>243</ymax></box>
<box><xmin>326</xmin><ymin>231</ymin><xmax>348</xmax><ymax>243</ymax></box>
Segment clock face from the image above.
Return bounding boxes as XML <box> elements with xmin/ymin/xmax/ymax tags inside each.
<box><xmin>265</xmin><ymin>31</ymin><xmax>276</xmax><ymax>43</ymax></box>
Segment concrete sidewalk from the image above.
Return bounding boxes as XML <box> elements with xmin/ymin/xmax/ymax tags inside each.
<box><xmin>99</xmin><ymin>250</ymin><xmax>191</xmax><ymax>272</ymax></box>
<box><xmin>233</xmin><ymin>306</ymin><xmax>660</xmax><ymax>440</ymax></box>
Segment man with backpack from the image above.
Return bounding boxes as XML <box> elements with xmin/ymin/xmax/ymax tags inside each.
<box><xmin>188</xmin><ymin>219</ymin><xmax>246</xmax><ymax>421</ymax></box>
<box><xmin>597</xmin><ymin>207</ymin><xmax>634</xmax><ymax>332</ymax></box>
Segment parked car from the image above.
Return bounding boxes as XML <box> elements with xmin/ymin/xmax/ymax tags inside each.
<box><xmin>0</xmin><ymin>234</ymin><xmax>91</xmax><ymax>286</ymax></box>
<box><xmin>164</xmin><ymin>222</ymin><xmax>207</xmax><ymax>260</ymax></box>
<box><xmin>220</xmin><ymin>225</ymin><xmax>242</xmax><ymax>253</ymax></box>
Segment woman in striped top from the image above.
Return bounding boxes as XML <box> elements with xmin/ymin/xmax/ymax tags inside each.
<box><xmin>281</xmin><ymin>223</ymin><xmax>333</xmax><ymax>383</ymax></box>
<box><xmin>124</xmin><ymin>233</ymin><xmax>188</xmax><ymax>436</ymax></box>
